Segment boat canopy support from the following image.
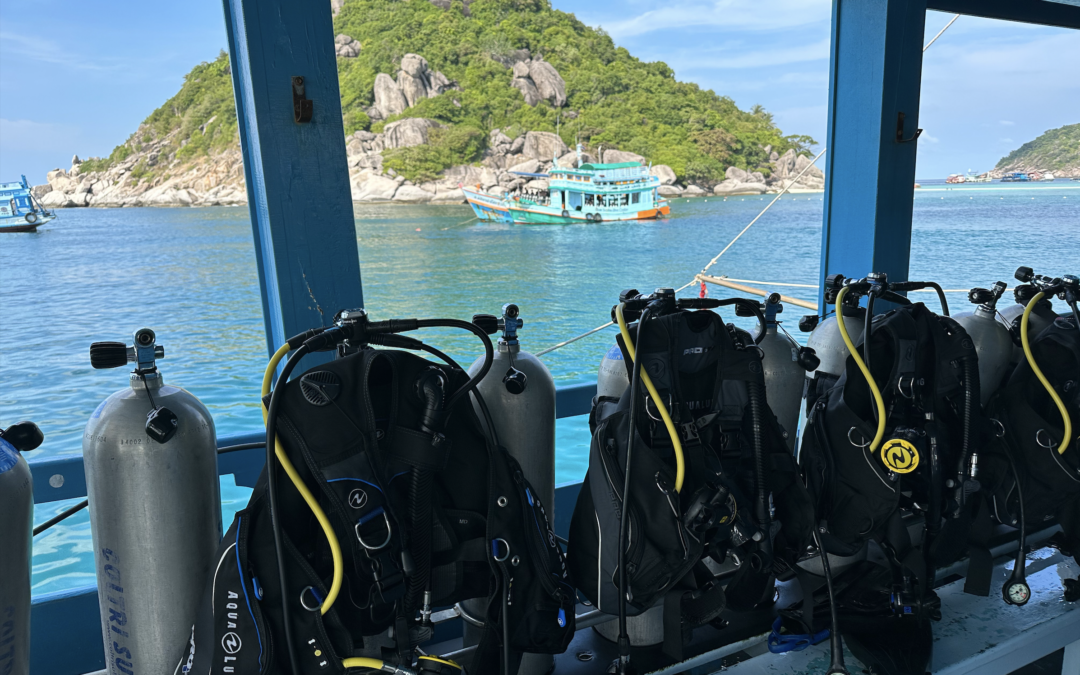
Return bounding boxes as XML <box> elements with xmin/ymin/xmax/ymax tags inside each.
<box><xmin>223</xmin><ymin>0</ymin><xmax>363</xmax><ymax>357</ymax></box>
<box><xmin>818</xmin><ymin>0</ymin><xmax>1079</xmax><ymax>311</ymax></box>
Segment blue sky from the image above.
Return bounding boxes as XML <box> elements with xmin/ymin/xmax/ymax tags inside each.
<box><xmin>1</xmin><ymin>0</ymin><xmax>1077</xmax><ymax>183</ymax></box>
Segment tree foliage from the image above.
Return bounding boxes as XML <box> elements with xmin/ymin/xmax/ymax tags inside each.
<box><xmin>996</xmin><ymin>123</ymin><xmax>1080</xmax><ymax>173</ymax></box>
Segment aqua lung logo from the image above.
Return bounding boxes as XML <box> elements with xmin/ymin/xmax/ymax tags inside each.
<box><xmin>222</xmin><ymin>632</ymin><xmax>242</xmax><ymax>655</ymax></box>
<box><xmin>683</xmin><ymin>346</ymin><xmax>713</xmax><ymax>356</ymax></box>
<box><xmin>349</xmin><ymin>488</ymin><xmax>369</xmax><ymax>509</ymax></box>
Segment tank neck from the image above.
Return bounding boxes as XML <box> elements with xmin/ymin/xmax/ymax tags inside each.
<box><xmin>130</xmin><ymin>371</ymin><xmax>164</xmax><ymax>391</ymax></box>
<box><xmin>498</xmin><ymin>340</ymin><xmax>520</xmax><ymax>354</ymax></box>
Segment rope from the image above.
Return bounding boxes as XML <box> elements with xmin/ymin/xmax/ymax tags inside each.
<box><xmin>535</xmin><ymin>321</ymin><xmax>615</xmax><ymax>356</ymax></box>
<box><xmin>924</xmin><ymin>14</ymin><xmax>960</xmax><ymax>52</ymax></box>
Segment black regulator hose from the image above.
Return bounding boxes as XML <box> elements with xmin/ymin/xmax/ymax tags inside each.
<box><xmin>617</xmin><ymin>308</ymin><xmax>649</xmax><ymax>675</ymax></box>
<box><xmin>957</xmin><ymin>357</ymin><xmax>976</xmax><ymax>496</ymax></box>
<box><xmin>747</xmin><ymin>380</ymin><xmax>773</xmax><ymax>560</ymax></box>
<box><xmin>1002</xmin><ymin>441</ymin><xmax>1029</xmax><ymax>595</ymax></box>
<box><xmin>414</xmin><ymin>318</ymin><xmax>494</xmax><ymax>410</ymax></box>
<box><xmin>265</xmin><ymin>342</ymin><xmax>312</xmax><ymax>675</ymax></box>
<box><xmin>811</xmin><ymin>528</ymin><xmax>849</xmax><ymax>675</ymax></box>
<box><xmin>927</xmin><ymin>282</ymin><xmax>950</xmax><ymax>316</ymax></box>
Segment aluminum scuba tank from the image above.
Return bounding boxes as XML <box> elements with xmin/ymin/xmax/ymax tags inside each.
<box><xmin>752</xmin><ymin>294</ymin><xmax>817</xmax><ymax>451</ymax></box>
<box><xmin>953</xmin><ymin>282</ymin><xmax>1013</xmax><ymax>405</ymax></box>
<box><xmin>83</xmin><ymin>329</ymin><xmax>221</xmax><ymax>675</ymax></box>
<box><xmin>467</xmin><ymin>305</ymin><xmax>557</xmax><ymax>675</ymax></box>
<box><xmin>800</xmin><ymin>302</ymin><xmax>866</xmax><ymax>413</ymax></box>
<box><xmin>597</xmin><ymin>342</ymin><xmax>630</xmax><ymax>399</ymax></box>
<box><xmin>0</xmin><ymin>422</ymin><xmax>43</xmax><ymax>675</ymax></box>
<box><xmin>998</xmin><ymin>284</ymin><xmax>1057</xmax><ymax>366</ymax></box>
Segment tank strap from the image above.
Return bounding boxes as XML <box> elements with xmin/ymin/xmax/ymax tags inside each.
<box><xmin>390</xmin><ymin>426</ymin><xmax>453</xmax><ymax>470</ymax></box>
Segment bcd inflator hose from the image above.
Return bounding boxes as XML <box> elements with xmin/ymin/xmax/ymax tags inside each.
<box><xmin>1021</xmin><ymin>291</ymin><xmax>1072</xmax><ymax>455</ymax></box>
<box><xmin>615</xmin><ymin>302</ymin><xmax>685</xmax><ymax>492</ymax></box>
<box><xmin>835</xmin><ymin>287</ymin><xmax>887</xmax><ymax>453</ymax></box>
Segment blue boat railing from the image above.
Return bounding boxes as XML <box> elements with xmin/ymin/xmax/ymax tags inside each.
<box><xmin>27</xmin><ymin>382</ymin><xmax>595</xmax><ymax>675</ymax></box>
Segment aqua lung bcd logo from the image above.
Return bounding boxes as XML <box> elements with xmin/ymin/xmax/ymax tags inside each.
<box><xmin>349</xmin><ymin>488</ymin><xmax>369</xmax><ymax>509</ymax></box>
<box><xmin>222</xmin><ymin>631</ymin><xmax>242</xmax><ymax>655</ymax></box>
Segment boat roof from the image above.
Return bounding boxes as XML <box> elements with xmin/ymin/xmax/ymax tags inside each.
<box><xmin>577</xmin><ymin>162</ymin><xmax>643</xmax><ymax>170</ymax></box>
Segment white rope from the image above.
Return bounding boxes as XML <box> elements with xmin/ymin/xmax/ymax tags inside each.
<box><xmin>535</xmin><ymin>322</ymin><xmax>615</xmax><ymax>357</ymax></box>
<box><xmin>924</xmin><ymin>14</ymin><xmax>959</xmax><ymax>52</ymax></box>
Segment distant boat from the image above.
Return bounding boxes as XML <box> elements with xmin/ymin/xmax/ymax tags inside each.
<box><xmin>965</xmin><ymin>171</ymin><xmax>992</xmax><ymax>183</ymax></box>
<box><xmin>463</xmin><ymin>145</ymin><xmax>670</xmax><ymax>224</ymax></box>
<box><xmin>1041</xmin><ymin>172</ymin><xmax>1055</xmax><ymax>182</ymax></box>
<box><xmin>1000</xmin><ymin>172</ymin><xmax>1030</xmax><ymax>183</ymax></box>
<box><xmin>0</xmin><ymin>176</ymin><xmax>56</xmax><ymax>232</ymax></box>
<box><xmin>945</xmin><ymin>173</ymin><xmax>966</xmax><ymax>184</ymax></box>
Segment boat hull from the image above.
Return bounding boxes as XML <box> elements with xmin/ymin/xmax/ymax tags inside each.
<box><xmin>0</xmin><ymin>214</ymin><xmax>54</xmax><ymax>233</ymax></box>
<box><xmin>462</xmin><ymin>187</ymin><xmax>669</xmax><ymax>224</ymax></box>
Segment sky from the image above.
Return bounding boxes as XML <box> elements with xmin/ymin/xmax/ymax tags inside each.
<box><xmin>1</xmin><ymin>0</ymin><xmax>1078</xmax><ymax>183</ymax></box>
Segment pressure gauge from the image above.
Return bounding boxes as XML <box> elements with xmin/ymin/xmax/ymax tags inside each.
<box><xmin>1003</xmin><ymin>579</ymin><xmax>1031</xmax><ymax>606</ymax></box>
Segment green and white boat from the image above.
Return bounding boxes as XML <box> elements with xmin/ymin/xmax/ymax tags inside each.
<box><xmin>463</xmin><ymin>146</ymin><xmax>670</xmax><ymax>224</ymax></box>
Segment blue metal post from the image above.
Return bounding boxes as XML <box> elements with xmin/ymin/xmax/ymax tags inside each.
<box><xmin>819</xmin><ymin>0</ymin><xmax>928</xmax><ymax>307</ymax></box>
<box><xmin>222</xmin><ymin>0</ymin><xmax>362</xmax><ymax>355</ymax></box>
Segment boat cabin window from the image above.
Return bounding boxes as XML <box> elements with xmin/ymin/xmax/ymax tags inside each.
<box><xmin>632</xmin><ymin>192</ymin><xmax>640</xmax><ymax>205</ymax></box>
<box><xmin>585</xmin><ymin>194</ymin><xmax>594</xmax><ymax>206</ymax></box>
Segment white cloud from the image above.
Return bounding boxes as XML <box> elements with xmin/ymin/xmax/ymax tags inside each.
<box><xmin>921</xmin><ymin>132</ymin><xmax>940</xmax><ymax>144</ymax></box>
<box><xmin>999</xmin><ymin>138</ymin><xmax>1014</xmax><ymax>144</ymax></box>
<box><xmin>999</xmin><ymin>120</ymin><xmax>1015</xmax><ymax>126</ymax></box>
<box><xmin>672</xmin><ymin>39</ymin><xmax>831</xmax><ymax>70</ymax></box>
<box><xmin>591</xmin><ymin>0</ymin><xmax>830</xmax><ymax>39</ymax></box>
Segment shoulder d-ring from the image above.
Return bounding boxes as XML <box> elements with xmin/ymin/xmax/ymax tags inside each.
<box><xmin>355</xmin><ymin>510</ymin><xmax>393</xmax><ymax>551</ymax></box>
<box><xmin>492</xmin><ymin>538</ymin><xmax>510</xmax><ymax>562</ymax></box>
<box><xmin>300</xmin><ymin>585</ymin><xmax>323</xmax><ymax>611</ymax></box>
<box><xmin>1035</xmin><ymin>428</ymin><xmax>1056</xmax><ymax>450</ymax></box>
<box><xmin>848</xmin><ymin>427</ymin><xmax>871</xmax><ymax>448</ymax></box>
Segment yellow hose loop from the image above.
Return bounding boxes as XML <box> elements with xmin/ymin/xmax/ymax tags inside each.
<box><xmin>262</xmin><ymin>343</ymin><xmax>344</xmax><ymax>615</ymax></box>
<box><xmin>1021</xmin><ymin>291</ymin><xmax>1073</xmax><ymax>455</ymax></box>
<box><xmin>418</xmin><ymin>655</ymin><xmax>464</xmax><ymax>670</ymax></box>
<box><xmin>615</xmin><ymin>303</ymin><xmax>685</xmax><ymax>493</ymax></box>
<box><xmin>834</xmin><ymin>287</ymin><xmax>887</xmax><ymax>453</ymax></box>
<box><xmin>341</xmin><ymin>656</ymin><xmax>387</xmax><ymax>670</ymax></box>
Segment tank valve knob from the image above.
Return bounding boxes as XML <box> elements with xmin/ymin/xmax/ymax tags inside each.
<box><xmin>472</xmin><ymin>314</ymin><xmax>499</xmax><ymax>335</ymax></box>
<box><xmin>1015</xmin><ymin>266</ymin><xmax>1034</xmax><ymax>283</ymax></box>
<box><xmin>0</xmin><ymin>421</ymin><xmax>44</xmax><ymax>452</ymax></box>
<box><xmin>503</xmin><ymin>367</ymin><xmax>527</xmax><ymax>395</ymax></box>
<box><xmin>90</xmin><ymin>342</ymin><xmax>131</xmax><ymax>369</ymax></box>
<box><xmin>797</xmin><ymin>347</ymin><xmax>821</xmax><ymax>373</ymax></box>
<box><xmin>825</xmin><ymin>274</ymin><xmax>845</xmax><ymax>289</ymax></box>
<box><xmin>799</xmin><ymin>315</ymin><xmax>819</xmax><ymax>332</ymax></box>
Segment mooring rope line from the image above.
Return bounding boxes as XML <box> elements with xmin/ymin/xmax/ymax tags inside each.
<box><xmin>533</xmin><ymin>15</ymin><xmax>962</xmax><ymax>358</ymax></box>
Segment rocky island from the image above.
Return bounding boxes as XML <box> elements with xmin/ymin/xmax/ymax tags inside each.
<box><xmin>34</xmin><ymin>0</ymin><xmax>823</xmax><ymax>209</ymax></box>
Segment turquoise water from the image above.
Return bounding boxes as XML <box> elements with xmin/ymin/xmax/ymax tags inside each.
<box><xmin>2</xmin><ymin>181</ymin><xmax>1077</xmax><ymax>593</ymax></box>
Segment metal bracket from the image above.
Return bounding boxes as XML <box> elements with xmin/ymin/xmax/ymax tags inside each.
<box><xmin>292</xmin><ymin>76</ymin><xmax>313</xmax><ymax>123</ymax></box>
<box><xmin>896</xmin><ymin>112</ymin><xmax>922</xmax><ymax>143</ymax></box>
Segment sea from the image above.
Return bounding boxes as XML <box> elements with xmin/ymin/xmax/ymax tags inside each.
<box><xmin>2</xmin><ymin>180</ymin><xmax>1078</xmax><ymax>594</ymax></box>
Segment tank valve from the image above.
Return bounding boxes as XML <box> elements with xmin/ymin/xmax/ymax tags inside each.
<box><xmin>89</xmin><ymin>328</ymin><xmax>177</xmax><ymax>444</ymax></box>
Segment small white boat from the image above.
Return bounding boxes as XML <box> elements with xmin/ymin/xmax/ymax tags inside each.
<box><xmin>0</xmin><ymin>176</ymin><xmax>56</xmax><ymax>233</ymax></box>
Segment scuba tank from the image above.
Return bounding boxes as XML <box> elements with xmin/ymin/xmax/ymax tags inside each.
<box><xmin>953</xmin><ymin>281</ymin><xmax>1013</xmax><ymax>406</ymax></box>
<box><xmin>0</xmin><ymin>421</ymin><xmax>43</xmax><ymax>675</ymax></box>
<box><xmin>467</xmin><ymin>304</ymin><xmax>557</xmax><ymax>675</ymax></box>
<box><xmin>597</xmin><ymin>342</ymin><xmax>630</xmax><ymax>399</ymax></box>
<box><xmin>469</xmin><ymin>304</ymin><xmax>556</xmax><ymax>513</ymax></box>
<box><xmin>800</xmin><ymin>293</ymin><xmax>866</xmax><ymax>413</ymax></box>
<box><xmin>752</xmin><ymin>293</ymin><xmax>820</xmax><ymax>451</ymax></box>
<box><xmin>83</xmin><ymin>329</ymin><xmax>221</xmax><ymax>675</ymax></box>
<box><xmin>998</xmin><ymin>282</ymin><xmax>1057</xmax><ymax>366</ymax></box>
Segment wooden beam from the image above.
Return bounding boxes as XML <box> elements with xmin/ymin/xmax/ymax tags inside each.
<box><xmin>223</xmin><ymin>0</ymin><xmax>363</xmax><ymax>356</ymax></box>
<box><xmin>699</xmin><ymin>274</ymin><xmax>819</xmax><ymax>311</ymax></box>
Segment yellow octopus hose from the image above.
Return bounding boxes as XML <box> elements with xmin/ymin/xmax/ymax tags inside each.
<box><xmin>835</xmin><ymin>286</ymin><xmax>887</xmax><ymax>453</ymax></box>
<box><xmin>1021</xmin><ymin>291</ymin><xmax>1072</xmax><ymax>455</ymax></box>
<box><xmin>615</xmin><ymin>303</ymin><xmax>685</xmax><ymax>492</ymax></box>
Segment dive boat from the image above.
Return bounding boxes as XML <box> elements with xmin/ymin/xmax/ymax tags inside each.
<box><xmin>463</xmin><ymin>146</ymin><xmax>670</xmax><ymax>224</ymax></box>
<box><xmin>945</xmin><ymin>173</ymin><xmax>966</xmax><ymax>184</ymax></box>
<box><xmin>1000</xmin><ymin>172</ymin><xmax>1030</xmax><ymax>182</ymax></box>
<box><xmin>0</xmin><ymin>176</ymin><xmax>55</xmax><ymax>233</ymax></box>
